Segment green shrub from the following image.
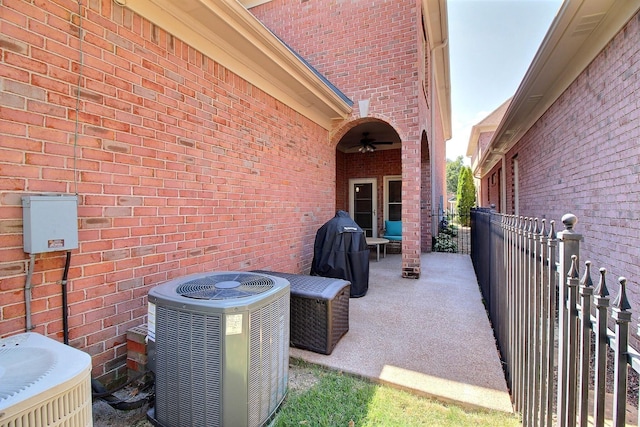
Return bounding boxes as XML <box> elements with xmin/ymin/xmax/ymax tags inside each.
<box><xmin>433</xmin><ymin>232</ymin><xmax>458</xmax><ymax>253</ymax></box>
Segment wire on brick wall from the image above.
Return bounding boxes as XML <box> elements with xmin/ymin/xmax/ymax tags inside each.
<box><xmin>73</xmin><ymin>1</ymin><xmax>85</xmax><ymax>196</ymax></box>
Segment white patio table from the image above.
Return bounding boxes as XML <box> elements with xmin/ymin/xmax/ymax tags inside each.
<box><xmin>365</xmin><ymin>237</ymin><xmax>389</xmax><ymax>262</ymax></box>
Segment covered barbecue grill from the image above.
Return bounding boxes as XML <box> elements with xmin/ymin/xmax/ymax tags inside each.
<box><xmin>310</xmin><ymin>210</ymin><xmax>369</xmax><ymax>297</ymax></box>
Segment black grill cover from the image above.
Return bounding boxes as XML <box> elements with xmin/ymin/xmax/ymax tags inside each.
<box><xmin>310</xmin><ymin>210</ymin><xmax>369</xmax><ymax>297</ymax></box>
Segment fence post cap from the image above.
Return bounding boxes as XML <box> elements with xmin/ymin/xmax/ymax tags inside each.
<box><xmin>562</xmin><ymin>213</ymin><xmax>577</xmax><ymax>230</ymax></box>
<box><xmin>557</xmin><ymin>213</ymin><xmax>582</xmax><ymax>240</ymax></box>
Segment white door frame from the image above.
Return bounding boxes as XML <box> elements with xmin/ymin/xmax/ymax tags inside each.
<box><xmin>349</xmin><ymin>178</ymin><xmax>378</xmax><ymax>237</ymax></box>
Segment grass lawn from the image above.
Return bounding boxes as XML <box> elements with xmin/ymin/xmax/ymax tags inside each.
<box><xmin>272</xmin><ymin>361</ymin><xmax>520</xmax><ymax>427</ymax></box>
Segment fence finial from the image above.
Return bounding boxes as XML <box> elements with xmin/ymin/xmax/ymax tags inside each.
<box><xmin>548</xmin><ymin>220</ymin><xmax>556</xmax><ymax>239</ymax></box>
<box><xmin>613</xmin><ymin>277</ymin><xmax>632</xmax><ymax>311</ymax></box>
<box><xmin>540</xmin><ymin>218</ymin><xmax>547</xmax><ymax>237</ymax></box>
<box><xmin>595</xmin><ymin>268</ymin><xmax>609</xmax><ymax>298</ymax></box>
<box><xmin>562</xmin><ymin>213</ymin><xmax>578</xmax><ymax>231</ymax></box>
<box><xmin>533</xmin><ymin>218</ymin><xmax>540</xmax><ymax>234</ymax></box>
<box><xmin>569</xmin><ymin>254</ymin><xmax>580</xmax><ymax>279</ymax></box>
<box><xmin>581</xmin><ymin>261</ymin><xmax>593</xmax><ymax>288</ymax></box>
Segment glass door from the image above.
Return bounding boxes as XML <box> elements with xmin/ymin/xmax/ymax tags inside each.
<box><xmin>349</xmin><ymin>178</ymin><xmax>377</xmax><ymax>237</ymax></box>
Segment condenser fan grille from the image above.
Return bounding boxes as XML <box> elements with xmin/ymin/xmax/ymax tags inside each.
<box><xmin>176</xmin><ymin>273</ymin><xmax>275</xmax><ymax>299</ymax></box>
<box><xmin>0</xmin><ymin>347</ymin><xmax>55</xmax><ymax>400</ymax></box>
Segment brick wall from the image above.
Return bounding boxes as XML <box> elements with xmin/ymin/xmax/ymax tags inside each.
<box><xmin>478</xmin><ymin>132</ymin><xmax>493</xmax><ymax>159</ymax></box>
<box><xmin>251</xmin><ymin>0</ymin><xmax>444</xmax><ymax>270</ymax></box>
<box><xmin>489</xmin><ymin>168</ymin><xmax>501</xmax><ymax>211</ymax></box>
<box><xmin>1</xmin><ymin>0</ymin><xmax>336</xmax><ymax>381</ymax></box>
<box><xmin>481</xmin><ymin>161</ymin><xmax>501</xmax><ymax>211</ymax></box>
<box><xmin>251</xmin><ymin>0</ymin><xmax>420</xmax><ymax>116</ymax></box>
<box><xmin>503</xmin><ymin>13</ymin><xmax>640</xmax><ymax>345</ymax></box>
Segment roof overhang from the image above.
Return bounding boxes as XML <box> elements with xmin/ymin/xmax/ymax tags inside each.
<box><xmin>475</xmin><ymin>0</ymin><xmax>640</xmax><ymax>178</ymax></box>
<box><xmin>238</xmin><ymin>0</ymin><xmax>271</xmax><ymax>7</ymax></box>
<box><xmin>423</xmin><ymin>0</ymin><xmax>452</xmax><ymax>140</ymax></box>
<box><xmin>120</xmin><ymin>0</ymin><xmax>352</xmax><ymax>130</ymax></box>
<box><xmin>466</xmin><ymin>124</ymin><xmax>494</xmax><ymax>157</ymax></box>
<box><xmin>466</xmin><ymin>98</ymin><xmax>512</xmax><ymax>156</ymax></box>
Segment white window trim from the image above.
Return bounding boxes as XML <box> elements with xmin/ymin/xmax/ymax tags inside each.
<box><xmin>513</xmin><ymin>158</ymin><xmax>519</xmax><ymax>216</ymax></box>
<box><xmin>383</xmin><ymin>175</ymin><xmax>402</xmax><ymax>222</ymax></box>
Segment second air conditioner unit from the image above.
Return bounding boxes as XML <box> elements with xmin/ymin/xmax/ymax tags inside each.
<box><xmin>0</xmin><ymin>332</ymin><xmax>93</xmax><ymax>427</ymax></box>
<box><xmin>147</xmin><ymin>271</ymin><xmax>290</xmax><ymax>427</ymax></box>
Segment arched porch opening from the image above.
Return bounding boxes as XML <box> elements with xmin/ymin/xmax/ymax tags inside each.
<box><xmin>420</xmin><ymin>130</ymin><xmax>433</xmax><ymax>252</ymax></box>
<box><xmin>334</xmin><ymin>119</ymin><xmax>401</xmax><ymax>240</ymax></box>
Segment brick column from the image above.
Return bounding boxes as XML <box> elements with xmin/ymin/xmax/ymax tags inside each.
<box><xmin>402</xmin><ymin>137</ymin><xmax>422</xmax><ymax>278</ymax></box>
<box><xmin>126</xmin><ymin>324</ymin><xmax>149</xmax><ymax>384</ymax></box>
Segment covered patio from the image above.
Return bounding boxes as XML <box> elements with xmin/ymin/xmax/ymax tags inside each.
<box><xmin>291</xmin><ymin>252</ymin><xmax>512</xmax><ymax>413</ymax></box>
<box><xmin>92</xmin><ymin>252</ymin><xmax>512</xmax><ymax>425</ymax></box>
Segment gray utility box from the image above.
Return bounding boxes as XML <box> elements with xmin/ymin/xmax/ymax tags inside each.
<box><xmin>22</xmin><ymin>195</ymin><xmax>78</xmax><ymax>254</ymax></box>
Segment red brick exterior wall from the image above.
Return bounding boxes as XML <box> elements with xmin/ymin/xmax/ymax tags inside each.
<box><xmin>480</xmin><ymin>161</ymin><xmax>501</xmax><ymax>211</ymax></box>
<box><xmin>0</xmin><ymin>1</ymin><xmax>336</xmax><ymax>381</ymax></box>
<box><xmin>251</xmin><ymin>0</ymin><xmax>446</xmax><ymax>274</ymax></box>
<box><xmin>490</xmin><ymin>168</ymin><xmax>501</xmax><ymax>211</ymax></box>
<box><xmin>336</xmin><ymin>149</ymin><xmax>402</xmax><ymax>234</ymax></box>
<box><xmin>478</xmin><ymin>132</ymin><xmax>493</xmax><ymax>156</ymax></box>
<box><xmin>250</xmin><ymin>0</ymin><xmax>421</xmax><ymax>115</ymax></box>
<box><xmin>501</xmin><ymin>12</ymin><xmax>640</xmax><ymax>344</ymax></box>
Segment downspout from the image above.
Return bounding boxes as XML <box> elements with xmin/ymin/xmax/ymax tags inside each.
<box><xmin>24</xmin><ymin>254</ymin><xmax>36</xmax><ymax>331</ymax></box>
<box><xmin>430</xmin><ymin>38</ymin><xmax>448</xmax><ymax>229</ymax></box>
<box><xmin>62</xmin><ymin>250</ymin><xmax>72</xmax><ymax>345</ymax></box>
<box><xmin>500</xmin><ymin>155</ymin><xmax>507</xmax><ymax>213</ymax></box>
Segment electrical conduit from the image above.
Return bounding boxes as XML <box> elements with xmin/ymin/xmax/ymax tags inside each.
<box><xmin>62</xmin><ymin>250</ymin><xmax>72</xmax><ymax>345</ymax></box>
<box><xmin>24</xmin><ymin>254</ymin><xmax>36</xmax><ymax>331</ymax></box>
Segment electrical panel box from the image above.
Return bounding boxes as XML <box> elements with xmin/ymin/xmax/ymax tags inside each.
<box><xmin>22</xmin><ymin>195</ymin><xmax>79</xmax><ymax>254</ymax></box>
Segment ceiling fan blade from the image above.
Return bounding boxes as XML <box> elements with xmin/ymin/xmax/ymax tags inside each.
<box><xmin>372</xmin><ymin>141</ymin><xmax>394</xmax><ymax>145</ymax></box>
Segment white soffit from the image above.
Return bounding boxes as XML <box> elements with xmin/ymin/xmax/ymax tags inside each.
<box><xmin>121</xmin><ymin>0</ymin><xmax>351</xmax><ymax>130</ymax></box>
<box><xmin>478</xmin><ymin>0</ymin><xmax>640</xmax><ymax>177</ymax></box>
<box><xmin>238</xmin><ymin>0</ymin><xmax>272</xmax><ymax>7</ymax></box>
<box><xmin>423</xmin><ymin>0</ymin><xmax>452</xmax><ymax>140</ymax></box>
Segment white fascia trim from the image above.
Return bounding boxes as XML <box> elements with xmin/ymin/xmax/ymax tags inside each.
<box><xmin>479</xmin><ymin>0</ymin><xmax>640</xmax><ymax>176</ymax></box>
<box><xmin>423</xmin><ymin>0</ymin><xmax>452</xmax><ymax>140</ymax></box>
<box><xmin>123</xmin><ymin>0</ymin><xmax>351</xmax><ymax>130</ymax></box>
<box><xmin>238</xmin><ymin>0</ymin><xmax>272</xmax><ymax>8</ymax></box>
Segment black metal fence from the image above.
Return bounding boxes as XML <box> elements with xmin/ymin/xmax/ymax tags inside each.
<box><xmin>470</xmin><ymin>208</ymin><xmax>639</xmax><ymax>427</ymax></box>
<box><xmin>432</xmin><ymin>211</ymin><xmax>471</xmax><ymax>254</ymax></box>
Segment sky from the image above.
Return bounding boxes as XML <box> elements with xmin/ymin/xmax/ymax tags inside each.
<box><xmin>446</xmin><ymin>0</ymin><xmax>563</xmax><ymax>163</ymax></box>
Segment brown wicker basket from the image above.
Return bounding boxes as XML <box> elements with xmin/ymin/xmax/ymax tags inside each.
<box><xmin>252</xmin><ymin>271</ymin><xmax>350</xmax><ymax>355</ymax></box>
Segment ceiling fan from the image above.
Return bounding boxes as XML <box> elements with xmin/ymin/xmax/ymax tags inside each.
<box><xmin>354</xmin><ymin>132</ymin><xmax>394</xmax><ymax>153</ymax></box>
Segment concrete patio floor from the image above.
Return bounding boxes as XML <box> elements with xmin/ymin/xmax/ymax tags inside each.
<box><xmin>290</xmin><ymin>251</ymin><xmax>514</xmax><ymax>413</ymax></box>
<box><xmin>92</xmin><ymin>252</ymin><xmax>514</xmax><ymax>426</ymax></box>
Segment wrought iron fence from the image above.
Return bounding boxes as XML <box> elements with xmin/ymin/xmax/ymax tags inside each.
<box><xmin>470</xmin><ymin>208</ymin><xmax>640</xmax><ymax>427</ymax></box>
<box><xmin>432</xmin><ymin>210</ymin><xmax>471</xmax><ymax>254</ymax></box>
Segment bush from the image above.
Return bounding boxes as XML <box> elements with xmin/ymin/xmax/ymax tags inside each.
<box><xmin>456</xmin><ymin>167</ymin><xmax>476</xmax><ymax>226</ymax></box>
<box><xmin>433</xmin><ymin>232</ymin><xmax>458</xmax><ymax>253</ymax></box>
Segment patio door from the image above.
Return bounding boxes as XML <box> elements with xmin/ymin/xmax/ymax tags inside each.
<box><xmin>349</xmin><ymin>178</ymin><xmax>377</xmax><ymax>237</ymax></box>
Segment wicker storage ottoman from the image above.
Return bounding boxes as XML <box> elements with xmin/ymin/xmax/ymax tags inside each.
<box><xmin>253</xmin><ymin>271</ymin><xmax>350</xmax><ymax>355</ymax></box>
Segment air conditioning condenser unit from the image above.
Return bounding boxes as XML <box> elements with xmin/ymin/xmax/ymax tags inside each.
<box><xmin>147</xmin><ymin>271</ymin><xmax>290</xmax><ymax>427</ymax></box>
<box><xmin>0</xmin><ymin>332</ymin><xmax>92</xmax><ymax>427</ymax></box>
